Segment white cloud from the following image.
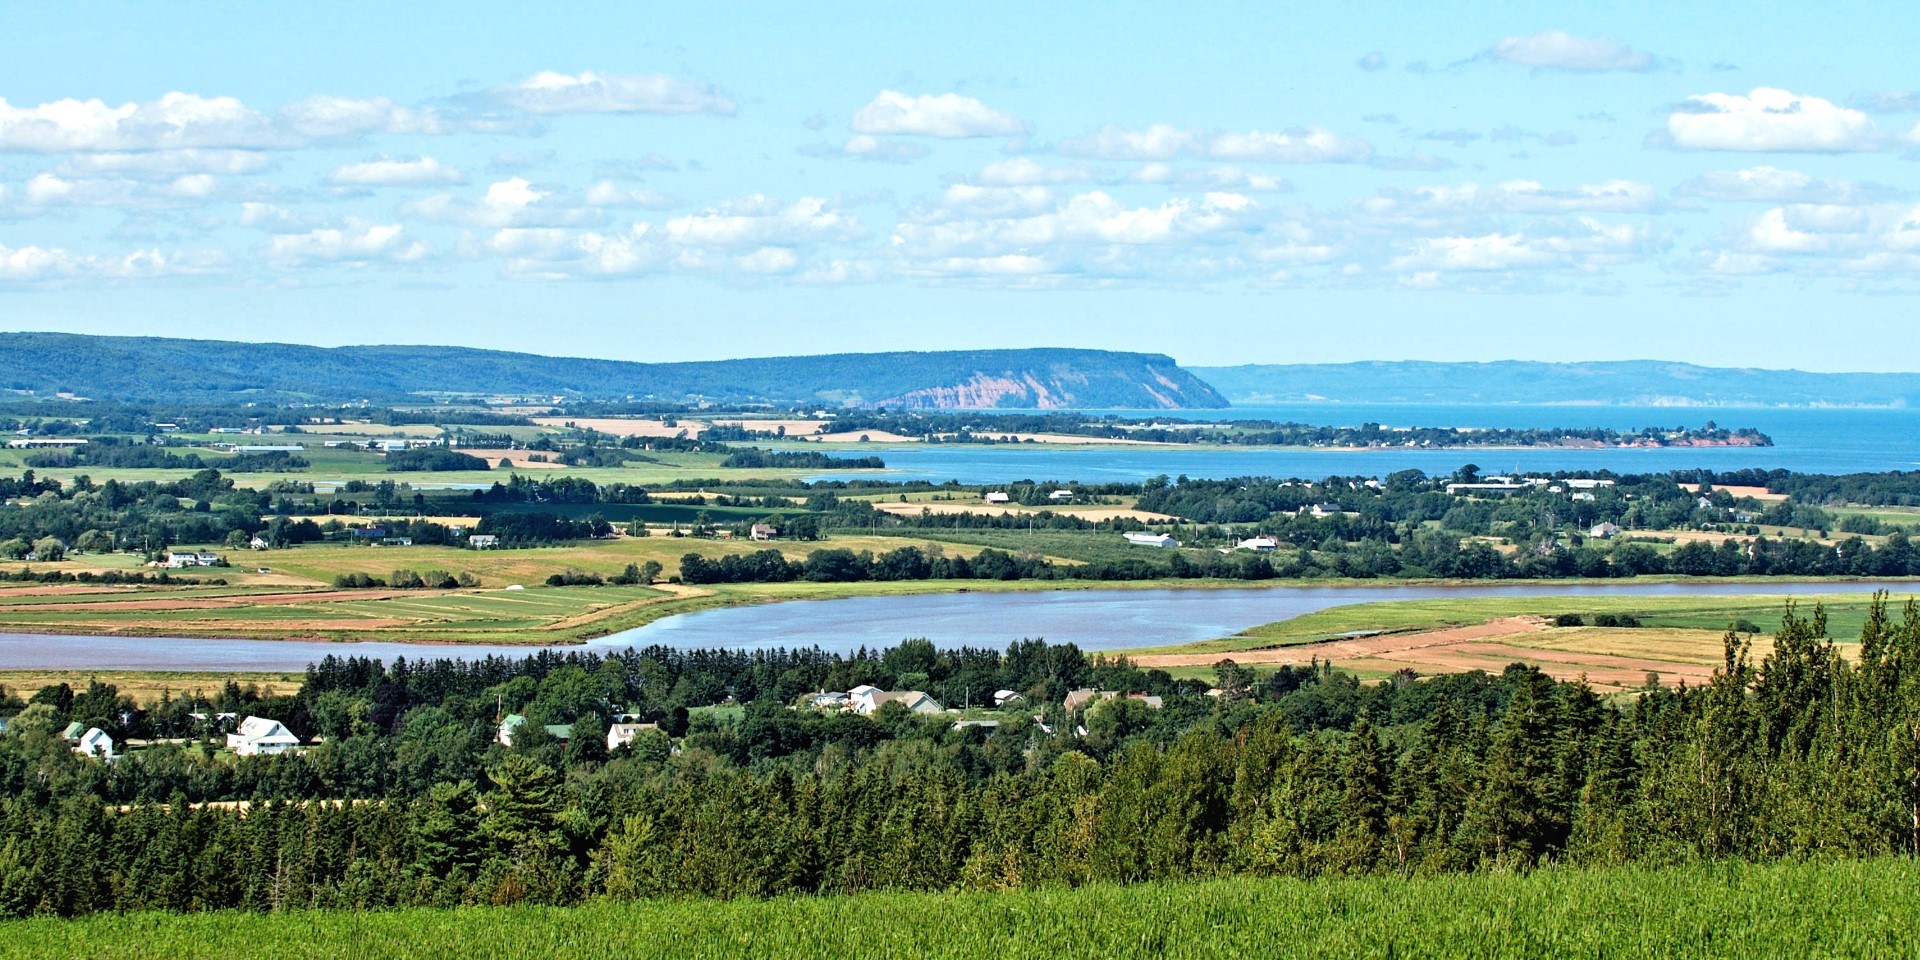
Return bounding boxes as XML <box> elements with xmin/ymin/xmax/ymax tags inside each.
<box><xmin>851</xmin><ymin>90</ymin><xmax>1026</xmax><ymax>138</ymax></box>
<box><xmin>938</xmin><ymin>184</ymin><xmax>1054</xmax><ymax>217</ymax></box>
<box><xmin>973</xmin><ymin>158</ymin><xmax>1095</xmax><ymax>186</ymax></box>
<box><xmin>1690</xmin><ymin>202</ymin><xmax>1920</xmax><ymax>276</ymax></box>
<box><xmin>666</xmin><ymin>195</ymin><xmax>864</xmax><ymax>247</ymax></box>
<box><xmin>1675</xmin><ymin>166</ymin><xmax>1881</xmax><ymax>203</ymax></box>
<box><xmin>403</xmin><ymin>178</ymin><xmax>603</xmax><ymax>228</ymax></box>
<box><xmin>802</xmin><ymin>135</ymin><xmax>931</xmax><ymax>163</ymax></box>
<box><xmin>0</xmin><ymin>243</ymin><xmax>224</xmax><ymax>281</ymax></box>
<box><xmin>55</xmin><ymin>149</ymin><xmax>271</xmax><ymax>179</ymax></box>
<box><xmin>327</xmin><ymin>156</ymin><xmax>466</xmax><ymax>187</ymax></box>
<box><xmin>895</xmin><ymin>190</ymin><xmax>1255</xmax><ymax>261</ymax></box>
<box><xmin>3</xmin><ymin>171</ymin><xmax>246</xmax><ymax>213</ymax></box>
<box><xmin>584</xmin><ymin>180</ymin><xmax>675</xmax><ymax>209</ymax></box>
<box><xmin>1390</xmin><ymin>218</ymin><xmax>1655</xmax><ymax>272</ymax></box>
<box><xmin>1060</xmin><ymin>124</ymin><xmax>1369</xmax><ymax>163</ymax></box>
<box><xmin>268</xmin><ymin>219</ymin><xmax>427</xmax><ymax>266</ymax></box>
<box><xmin>0</xmin><ymin>93</ymin><xmax>283</xmax><ymax>152</ymax></box>
<box><xmin>489</xmin><ymin>71</ymin><xmax>735</xmax><ymax>116</ymax></box>
<box><xmin>1490</xmin><ymin>30</ymin><xmax>1654</xmax><ymax>72</ymax></box>
<box><xmin>734</xmin><ymin>247</ymin><xmax>800</xmax><ymax>274</ymax></box>
<box><xmin>1129</xmin><ymin>164</ymin><xmax>1290</xmax><ymax>192</ymax></box>
<box><xmin>1666</xmin><ymin>88</ymin><xmax>1880</xmax><ymax>152</ymax></box>
<box><xmin>1362</xmin><ymin>179</ymin><xmax>1657</xmax><ymax>218</ymax></box>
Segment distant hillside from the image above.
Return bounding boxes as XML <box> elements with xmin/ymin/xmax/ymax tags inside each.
<box><xmin>0</xmin><ymin>333</ymin><xmax>1226</xmax><ymax>409</ymax></box>
<box><xmin>1193</xmin><ymin>361</ymin><xmax>1920</xmax><ymax>408</ymax></box>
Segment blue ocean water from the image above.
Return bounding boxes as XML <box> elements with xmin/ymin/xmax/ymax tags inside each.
<box><xmin>818</xmin><ymin>404</ymin><xmax>1920</xmax><ymax>484</ymax></box>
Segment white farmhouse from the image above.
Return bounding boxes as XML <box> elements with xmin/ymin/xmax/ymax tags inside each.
<box><xmin>227</xmin><ymin>716</ymin><xmax>302</xmax><ymax>756</ymax></box>
<box><xmin>1124</xmin><ymin>532</ymin><xmax>1180</xmax><ymax>548</ymax></box>
<box><xmin>72</xmin><ymin>727</ymin><xmax>114</xmax><ymax>760</ymax></box>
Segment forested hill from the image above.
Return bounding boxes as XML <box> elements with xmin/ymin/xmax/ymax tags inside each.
<box><xmin>1193</xmin><ymin>360</ymin><xmax>1920</xmax><ymax>408</ymax></box>
<box><xmin>0</xmin><ymin>333</ymin><xmax>1226</xmax><ymax>409</ymax></box>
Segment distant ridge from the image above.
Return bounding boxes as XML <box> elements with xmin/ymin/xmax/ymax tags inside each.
<box><xmin>1193</xmin><ymin>360</ymin><xmax>1920</xmax><ymax>408</ymax></box>
<box><xmin>0</xmin><ymin>332</ymin><xmax>1227</xmax><ymax>409</ymax></box>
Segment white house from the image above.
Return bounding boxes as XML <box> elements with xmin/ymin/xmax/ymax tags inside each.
<box><xmin>852</xmin><ymin>690</ymin><xmax>943</xmax><ymax>715</ymax></box>
<box><xmin>607</xmin><ymin>722</ymin><xmax>658</xmax><ymax>752</ymax></box>
<box><xmin>227</xmin><ymin>716</ymin><xmax>302</xmax><ymax>756</ymax></box>
<box><xmin>166</xmin><ymin>550</ymin><xmax>222</xmax><ymax>568</ymax></box>
<box><xmin>808</xmin><ymin>691</ymin><xmax>851</xmax><ymax>710</ymax></box>
<box><xmin>983</xmin><ymin>492</ymin><xmax>1011</xmax><ymax>504</ymax></box>
<box><xmin>1235</xmin><ymin>536</ymin><xmax>1279</xmax><ymax>552</ymax></box>
<box><xmin>1306</xmin><ymin>503</ymin><xmax>1353</xmax><ymax>518</ymax></box>
<box><xmin>249</xmin><ymin>536</ymin><xmax>270</xmax><ymax>550</ymax></box>
<box><xmin>1589</xmin><ymin>522</ymin><xmax>1622</xmax><ymax>538</ymax></box>
<box><xmin>749</xmin><ymin>523</ymin><xmax>777</xmax><ymax>541</ymax></box>
<box><xmin>5</xmin><ymin>438</ymin><xmax>87</xmax><ymax>449</ymax></box>
<box><xmin>1566</xmin><ymin>478</ymin><xmax>1617</xmax><ymax>490</ymax></box>
<box><xmin>72</xmin><ymin>727</ymin><xmax>114</xmax><ymax>760</ymax></box>
<box><xmin>468</xmin><ymin>535</ymin><xmax>500</xmax><ymax>549</ymax></box>
<box><xmin>1047</xmin><ymin>489</ymin><xmax>1074</xmax><ymax>501</ymax></box>
<box><xmin>992</xmin><ymin>689</ymin><xmax>1024</xmax><ymax>706</ymax></box>
<box><xmin>1124</xmin><ymin>532</ymin><xmax>1180</xmax><ymax>548</ymax></box>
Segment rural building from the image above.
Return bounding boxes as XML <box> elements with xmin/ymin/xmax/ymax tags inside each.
<box><xmin>1235</xmin><ymin>536</ymin><xmax>1279</xmax><ymax>552</ymax></box>
<box><xmin>248</xmin><ymin>536</ymin><xmax>270</xmax><ymax>550</ymax></box>
<box><xmin>468</xmin><ymin>535</ymin><xmax>500</xmax><ymax>549</ymax></box>
<box><xmin>1048</xmin><ymin>489</ymin><xmax>1074</xmax><ymax>501</ymax></box>
<box><xmin>1306</xmin><ymin>503</ymin><xmax>1354</xmax><ymax>518</ymax></box>
<box><xmin>5</xmin><ymin>438</ymin><xmax>87</xmax><ymax>448</ymax></box>
<box><xmin>227</xmin><ymin>716</ymin><xmax>302</xmax><ymax>756</ymax></box>
<box><xmin>1123</xmin><ymin>532</ymin><xmax>1180</xmax><ymax>548</ymax></box>
<box><xmin>851</xmin><ymin>690</ymin><xmax>943</xmax><ymax>715</ymax></box>
<box><xmin>1065</xmin><ymin>689</ymin><xmax>1166</xmax><ymax>713</ymax></box>
<box><xmin>952</xmin><ymin>720</ymin><xmax>1000</xmax><ymax>731</ymax></box>
<box><xmin>230</xmin><ymin>445</ymin><xmax>305</xmax><ymax>453</ymax></box>
<box><xmin>1589</xmin><ymin>522</ymin><xmax>1622</xmax><ymax>538</ymax></box>
<box><xmin>750</xmin><ymin>523</ymin><xmax>777</xmax><ymax>541</ymax></box>
<box><xmin>606</xmin><ymin>722</ymin><xmax>658</xmax><ymax>752</ymax></box>
<box><xmin>60</xmin><ymin>721</ymin><xmax>85</xmax><ymax>741</ymax></box>
<box><xmin>1566</xmin><ymin>479</ymin><xmax>1616</xmax><ymax>490</ymax></box>
<box><xmin>72</xmin><ymin>727</ymin><xmax>114</xmax><ymax>760</ymax></box>
<box><xmin>983</xmin><ymin>492</ymin><xmax>1011</xmax><ymax>504</ymax></box>
<box><xmin>496</xmin><ymin>714</ymin><xmax>573</xmax><ymax>747</ymax></box>
<box><xmin>1445</xmin><ymin>482</ymin><xmax>1529</xmax><ymax>496</ymax></box>
<box><xmin>166</xmin><ymin>550</ymin><xmax>222</xmax><ymax>568</ymax></box>
<box><xmin>992</xmin><ymin>689</ymin><xmax>1024</xmax><ymax>706</ymax></box>
<box><xmin>808</xmin><ymin>691</ymin><xmax>851</xmax><ymax>710</ymax></box>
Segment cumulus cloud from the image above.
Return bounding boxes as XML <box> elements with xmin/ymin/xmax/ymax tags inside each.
<box><xmin>0</xmin><ymin>93</ymin><xmax>284</xmax><ymax>152</ymax></box>
<box><xmin>403</xmin><ymin>178</ymin><xmax>605</xmax><ymax>228</ymax></box>
<box><xmin>1060</xmin><ymin>124</ymin><xmax>1369</xmax><ymax>163</ymax></box>
<box><xmin>1390</xmin><ymin>218</ymin><xmax>1656</xmax><ymax>272</ymax></box>
<box><xmin>55</xmin><ymin>149</ymin><xmax>272</xmax><ymax>179</ymax></box>
<box><xmin>583</xmin><ymin>180</ymin><xmax>675</xmax><ymax>209</ymax></box>
<box><xmin>268</xmin><ymin>220</ymin><xmax>427</xmax><ymax>266</ymax></box>
<box><xmin>850</xmin><ymin>90</ymin><xmax>1027</xmax><ymax>138</ymax></box>
<box><xmin>1361</xmin><ymin>179</ymin><xmax>1658</xmax><ymax>219</ymax></box>
<box><xmin>800</xmin><ymin>135</ymin><xmax>930</xmax><ymax>163</ymax></box>
<box><xmin>0</xmin><ymin>243</ymin><xmax>225</xmax><ymax>281</ymax></box>
<box><xmin>1665</xmin><ymin>88</ymin><xmax>1880</xmax><ymax>152</ymax></box>
<box><xmin>973</xmin><ymin>158</ymin><xmax>1096</xmax><ymax>186</ymax></box>
<box><xmin>1489</xmin><ymin>30</ymin><xmax>1655</xmax><ymax>72</ymax></box>
<box><xmin>1</xmin><ymin>170</ymin><xmax>249</xmax><ymax>215</ymax></box>
<box><xmin>1690</xmin><ymin>201</ymin><xmax>1920</xmax><ymax>276</ymax></box>
<box><xmin>1128</xmin><ymin>164</ymin><xmax>1290</xmax><ymax>192</ymax></box>
<box><xmin>489</xmin><ymin>71</ymin><xmax>735</xmax><ymax>116</ymax></box>
<box><xmin>327</xmin><ymin>156</ymin><xmax>466</xmax><ymax>187</ymax></box>
<box><xmin>1357</xmin><ymin>52</ymin><xmax>1386</xmax><ymax>72</ymax></box>
<box><xmin>665</xmin><ymin>195</ymin><xmax>864</xmax><ymax>247</ymax></box>
<box><xmin>1674</xmin><ymin>166</ymin><xmax>1889</xmax><ymax>204</ymax></box>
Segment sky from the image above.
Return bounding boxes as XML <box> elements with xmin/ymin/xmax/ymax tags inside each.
<box><xmin>4</xmin><ymin>0</ymin><xmax>1920</xmax><ymax>370</ymax></box>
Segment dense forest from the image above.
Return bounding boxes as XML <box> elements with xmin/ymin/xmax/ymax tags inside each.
<box><xmin>3</xmin><ymin>599</ymin><xmax>1920</xmax><ymax>916</ymax></box>
<box><xmin>0</xmin><ymin>333</ymin><xmax>1225</xmax><ymax>409</ymax></box>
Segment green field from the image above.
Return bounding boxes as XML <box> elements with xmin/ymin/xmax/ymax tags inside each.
<box><xmin>4</xmin><ymin>859</ymin><xmax>1916</xmax><ymax>959</ymax></box>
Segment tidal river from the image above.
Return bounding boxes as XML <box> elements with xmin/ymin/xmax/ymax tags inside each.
<box><xmin>2</xmin><ymin>580</ymin><xmax>1913</xmax><ymax>672</ymax></box>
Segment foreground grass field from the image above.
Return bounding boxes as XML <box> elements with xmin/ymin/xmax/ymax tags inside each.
<box><xmin>4</xmin><ymin>859</ymin><xmax>1916</xmax><ymax>959</ymax></box>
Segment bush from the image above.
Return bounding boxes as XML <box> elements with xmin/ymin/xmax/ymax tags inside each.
<box><xmin>1593</xmin><ymin>613</ymin><xmax>1619</xmax><ymax>628</ymax></box>
<box><xmin>1553</xmin><ymin>613</ymin><xmax>1585</xmax><ymax>627</ymax></box>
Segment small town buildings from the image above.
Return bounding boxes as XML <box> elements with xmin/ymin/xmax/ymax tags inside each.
<box><xmin>983</xmin><ymin>492</ymin><xmax>1011</xmax><ymax>504</ymax></box>
<box><xmin>468</xmin><ymin>535</ymin><xmax>500</xmax><ymax>549</ymax></box>
<box><xmin>1589</xmin><ymin>522</ymin><xmax>1622</xmax><ymax>538</ymax></box>
<box><xmin>750</xmin><ymin>523</ymin><xmax>777</xmax><ymax>541</ymax></box>
<box><xmin>72</xmin><ymin>727</ymin><xmax>114</xmax><ymax>760</ymax></box>
<box><xmin>166</xmin><ymin>550</ymin><xmax>222</xmax><ymax>568</ymax></box>
<box><xmin>607</xmin><ymin>722</ymin><xmax>658</xmax><ymax>752</ymax></box>
<box><xmin>851</xmin><ymin>689</ymin><xmax>943</xmax><ymax>715</ymax></box>
<box><xmin>1235</xmin><ymin>536</ymin><xmax>1279</xmax><ymax>552</ymax></box>
<box><xmin>227</xmin><ymin>716</ymin><xmax>302</xmax><ymax>756</ymax></box>
<box><xmin>1123</xmin><ymin>532</ymin><xmax>1180</xmax><ymax>548</ymax></box>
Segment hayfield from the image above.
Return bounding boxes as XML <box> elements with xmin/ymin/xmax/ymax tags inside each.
<box><xmin>4</xmin><ymin>859</ymin><xmax>1917</xmax><ymax>960</ymax></box>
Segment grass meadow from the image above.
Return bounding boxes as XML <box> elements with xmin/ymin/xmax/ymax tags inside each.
<box><xmin>2</xmin><ymin>858</ymin><xmax>1915</xmax><ymax>959</ymax></box>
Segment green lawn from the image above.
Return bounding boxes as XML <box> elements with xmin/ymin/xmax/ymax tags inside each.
<box><xmin>3</xmin><ymin>858</ymin><xmax>1916</xmax><ymax>959</ymax></box>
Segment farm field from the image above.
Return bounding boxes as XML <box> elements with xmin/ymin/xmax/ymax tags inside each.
<box><xmin>4</xmin><ymin>858</ymin><xmax>1915</xmax><ymax>960</ymax></box>
<box><xmin>0</xmin><ymin>669</ymin><xmax>297</xmax><ymax>704</ymax></box>
<box><xmin>1121</xmin><ymin>591</ymin><xmax>1908</xmax><ymax>690</ymax></box>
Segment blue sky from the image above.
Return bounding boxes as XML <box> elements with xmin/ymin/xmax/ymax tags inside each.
<box><xmin>4</xmin><ymin>0</ymin><xmax>1919</xmax><ymax>369</ymax></box>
